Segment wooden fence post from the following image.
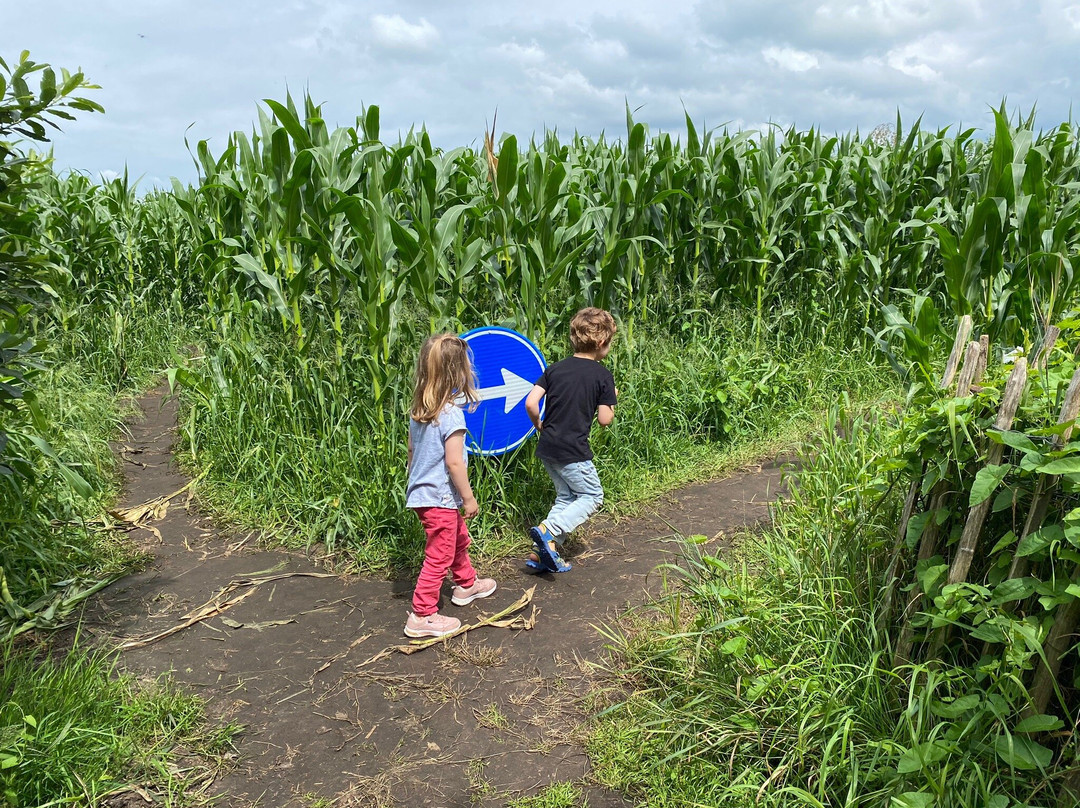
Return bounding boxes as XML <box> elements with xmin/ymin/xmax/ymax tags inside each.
<box><xmin>953</xmin><ymin>341</ymin><xmax>983</xmax><ymax>398</ymax></box>
<box><xmin>947</xmin><ymin>358</ymin><xmax>1028</xmax><ymax>586</ymax></box>
<box><xmin>940</xmin><ymin>315</ymin><xmax>973</xmax><ymax>391</ymax></box>
<box><xmin>1029</xmin><ymin>569</ymin><xmax>1080</xmax><ymax>715</ymax></box>
<box><xmin>1034</xmin><ymin>325</ymin><xmax>1061</xmax><ymax>371</ymax></box>
<box><xmin>893</xmin><ymin>340</ymin><xmax>985</xmax><ymax>668</ymax></box>
<box><xmin>974</xmin><ymin>334</ymin><xmax>990</xmax><ymax>385</ymax></box>
<box><xmin>1006</xmin><ymin>367</ymin><xmax>1080</xmax><ymax>583</ymax></box>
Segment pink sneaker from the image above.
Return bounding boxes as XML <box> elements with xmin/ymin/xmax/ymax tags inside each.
<box><xmin>451</xmin><ymin>577</ymin><xmax>497</xmax><ymax>606</ymax></box>
<box><xmin>404</xmin><ymin>612</ymin><xmax>461</xmax><ymax>638</ymax></box>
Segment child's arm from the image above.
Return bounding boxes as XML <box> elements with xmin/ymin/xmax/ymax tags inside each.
<box><xmin>407</xmin><ymin>434</ymin><xmax>414</xmax><ymax>471</ymax></box>
<box><xmin>444</xmin><ymin>431</ymin><xmax>479</xmax><ymax>518</ymax></box>
<box><xmin>596</xmin><ymin>385</ymin><xmax>617</xmax><ymax>427</ymax></box>
<box><xmin>525</xmin><ymin>384</ymin><xmax>546</xmax><ymax>432</ymax></box>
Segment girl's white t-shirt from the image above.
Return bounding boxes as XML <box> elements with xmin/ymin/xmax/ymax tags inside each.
<box><xmin>405</xmin><ymin>403</ymin><xmax>468</xmax><ymax>509</ymax></box>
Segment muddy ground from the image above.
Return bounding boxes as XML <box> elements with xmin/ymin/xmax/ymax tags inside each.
<box><xmin>84</xmin><ymin>388</ymin><xmax>785</xmax><ymax>807</ymax></box>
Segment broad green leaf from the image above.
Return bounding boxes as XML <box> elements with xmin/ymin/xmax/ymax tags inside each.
<box><xmin>989</xmin><ymin>530</ymin><xmax>1018</xmax><ymax>554</ymax></box>
<box><xmin>991</xmin><ymin>577</ymin><xmax>1035</xmax><ymax>604</ymax></box>
<box><xmin>930</xmin><ymin>694</ymin><xmax>980</xmax><ymax>718</ymax></box>
<box><xmin>994</xmin><ymin>733</ymin><xmax>1053</xmax><ymax>770</ymax></box>
<box><xmin>1016</xmin><ymin>524</ymin><xmax>1064</xmax><ymax>557</ymax></box>
<box><xmin>1037</xmin><ymin>455</ymin><xmax>1080</xmax><ymax>475</ymax></box>
<box><xmin>991</xmin><ymin>487</ymin><xmax>1016</xmax><ymax>513</ymax></box>
<box><xmin>916</xmin><ymin>562</ymin><xmax>948</xmax><ymax>595</ymax></box>
<box><xmin>496</xmin><ymin>135</ymin><xmax>518</xmax><ymax>201</ymax></box>
<box><xmin>233</xmin><ymin>254</ymin><xmax>290</xmax><ymax>320</ymax></box>
<box><xmin>987</xmin><ymin>429</ymin><xmax>1040</xmax><ymax>454</ymax></box>
<box><xmin>897</xmin><ymin>741</ymin><xmax>950</xmax><ymax>773</ymax></box>
<box><xmin>970</xmin><ymin>463</ymin><xmax>1011</xmax><ymax>506</ymax></box>
<box><xmin>969</xmin><ymin>620</ymin><xmax>1008</xmax><ymax>643</ymax></box>
<box><xmin>364</xmin><ymin>104</ymin><xmax>380</xmax><ymax>141</ymax></box>
<box><xmin>262</xmin><ymin>98</ymin><xmax>312</xmax><ymax>150</ymax></box>
<box><xmin>1028</xmin><ymin>421</ymin><xmax>1078</xmax><ymax>437</ymax></box>
<box><xmin>1014</xmin><ymin>714</ymin><xmax>1064</xmax><ymax>733</ymax></box>
<box><xmin>891</xmin><ymin>793</ymin><xmax>935</xmax><ymax>808</ymax></box>
<box><xmin>906</xmin><ymin>510</ymin><xmax>933</xmax><ymax>549</ymax></box>
<box><xmin>720</xmin><ymin>636</ymin><xmax>747</xmax><ymax>657</ymax></box>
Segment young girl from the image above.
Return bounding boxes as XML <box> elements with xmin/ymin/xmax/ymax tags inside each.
<box><xmin>404</xmin><ymin>333</ymin><xmax>497</xmax><ymax>638</ymax></box>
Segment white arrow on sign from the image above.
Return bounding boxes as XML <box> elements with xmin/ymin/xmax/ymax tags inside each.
<box><xmin>476</xmin><ymin>368</ymin><xmax>534</xmax><ymax>413</ymax></box>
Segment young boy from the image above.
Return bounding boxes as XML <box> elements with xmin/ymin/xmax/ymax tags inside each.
<box><xmin>524</xmin><ymin>307</ymin><xmax>617</xmax><ymax>573</ymax></box>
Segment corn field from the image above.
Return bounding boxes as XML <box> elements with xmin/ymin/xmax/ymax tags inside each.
<box><xmin>7</xmin><ymin>53</ymin><xmax>1080</xmax><ymax>808</ymax></box>
<box><xmin>10</xmin><ymin>93</ymin><xmax>1078</xmax><ymax>557</ymax></box>
<box><xmin>30</xmin><ymin>97</ymin><xmax>1080</xmax><ymax>352</ymax></box>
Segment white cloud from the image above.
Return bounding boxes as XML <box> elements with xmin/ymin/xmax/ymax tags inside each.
<box><xmin>1038</xmin><ymin>1</ymin><xmax>1080</xmax><ymax>36</ymax></box>
<box><xmin>370</xmin><ymin>14</ymin><xmax>439</xmax><ymax>51</ymax></box>
<box><xmin>763</xmin><ymin>46</ymin><xmax>819</xmax><ymax>72</ymax></box>
<box><xmin>492</xmin><ymin>42</ymin><xmax>546</xmax><ymax>66</ymax></box>
<box><xmin>582</xmin><ymin>37</ymin><xmax>629</xmax><ymax>62</ymax></box>
<box><xmin>886</xmin><ymin>49</ymin><xmax>940</xmax><ymax>82</ymax></box>
<box><xmin>885</xmin><ymin>34</ymin><xmax>966</xmax><ymax>83</ymax></box>
<box><xmin>813</xmin><ymin>0</ymin><xmax>945</xmax><ymax>38</ymax></box>
<box><xmin>529</xmin><ymin>66</ymin><xmax>620</xmax><ymax>104</ymax></box>
<box><xmin>2</xmin><ymin>0</ymin><xmax>1079</xmax><ymax>182</ymax></box>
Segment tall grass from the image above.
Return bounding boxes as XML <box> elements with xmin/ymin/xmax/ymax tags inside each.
<box><xmin>0</xmin><ymin>642</ymin><xmax>234</xmax><ymax>807</ymax></box>
<box><xmin>591</xmin><ymin>403</ymin><xmax>1073</xmax><ymax>807</ymax></box>
<box><xmin>0</xmin><ymin>53</ymin><xmax>229</xmax><ymax>808</ymax></box>
<box><xmin>174</xmin><ymin>307</ymin><xmax>891</xmax><ymax>569</ymax></box>
<box><xmin>16</xmin><ymin>88</ymin><xmax>1080</xmax><ymax>572</ymax></box>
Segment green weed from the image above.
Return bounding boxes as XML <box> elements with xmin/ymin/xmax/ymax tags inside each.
<box><xmin>0</xmin><ymin>641</ymin><xmax>235</xmax><ymax>807</ymax></box>
<box><xmin>506</xmin><ymin>781</ymin><xmax>583</xmax><ymax>808</ymax></box>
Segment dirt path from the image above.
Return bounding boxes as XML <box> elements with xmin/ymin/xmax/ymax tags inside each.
<box><xmin>86</xmin><ymin>387</ymin><xmax>785</xmax><ymax>807</ymax></box>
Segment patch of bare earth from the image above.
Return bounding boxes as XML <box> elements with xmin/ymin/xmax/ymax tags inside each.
<box><xmin>83</xmin><ymin>387</ymin><xmax>783</xmax><ymax>807</ymax></box>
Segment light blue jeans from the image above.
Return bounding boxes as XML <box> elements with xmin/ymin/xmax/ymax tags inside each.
<box><xmin>541</xmin><ymin>459</ymin><xmax>604</xmax><ymax>544</ymax></box>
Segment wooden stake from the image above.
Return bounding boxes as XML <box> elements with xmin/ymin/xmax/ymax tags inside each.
<box><xmin>973</xmin><ymin>334</ymin><xmax>990</xmax><ymax>385</ymax></box>
<box><xmin>1029</xmin><ymin>571</ymin><xmax>1080</xmax><ymax>715</ymax></box>
<box><xmin>1033</xmin><ymin>325</ymin><xmax>1061</xmax><ymax>371</ymax></box>
<box><xmin>893</xmin><ymin>480</ymin><xmax>950</xmax><ymax>667</ymax></box>
<box><xmin>1007</xmin><ymin>367</ymin><xmax>1080</xmax><ymax>583</ymax></box>
<box><xmin>895</xmin><ymin>350</ymin><xmax>1018</xmax><ymax>667</ymax></box>
<box><xmin>947</xmin><ymin>358</ymin><xmax>1028</xmax><ymax>586</ymax></box>
<box><xmin>954</xmin><ymin>341</ymin><xmax>983</xmax><ymax>397</ymax></box>
<box><xmin>940</xmin><ymin>315</ymin><xmax>973</xmax><ymax>390</ymax></box>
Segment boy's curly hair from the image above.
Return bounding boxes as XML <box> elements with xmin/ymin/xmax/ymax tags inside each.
<box><xmin>569</xmin><ymin>307</ymin><xmax>617</xmax><ymax>352</ymax></box>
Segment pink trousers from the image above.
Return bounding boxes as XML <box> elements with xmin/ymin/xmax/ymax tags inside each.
<box><xmin>412</xmin><ymin>507</ymin><xmax>477</xmax><ymax>616</ymax></box>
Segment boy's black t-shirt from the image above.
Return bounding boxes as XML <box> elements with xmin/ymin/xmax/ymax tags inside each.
<box><xmin>534</xmin><ymin>356</ymin><xmax>616</xmax><ymax>464</ymax></box>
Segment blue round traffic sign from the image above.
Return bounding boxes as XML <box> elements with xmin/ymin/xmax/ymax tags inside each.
<box><xmin>460</xmin><ymin>326</ymin><xmax>547</xmax><ymax>456</ymax></box>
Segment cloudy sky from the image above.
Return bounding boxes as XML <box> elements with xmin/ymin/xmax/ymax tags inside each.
<box><xmin>4</xmin><ymin>1</ymin><xmax>1079</xmax><ymax>186</ymax></box>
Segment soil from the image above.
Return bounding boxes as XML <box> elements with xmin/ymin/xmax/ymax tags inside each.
<box><xmin>84</xmin><ymin>387</ymin><xmax>786</xmax><ymax>807</ymax></box>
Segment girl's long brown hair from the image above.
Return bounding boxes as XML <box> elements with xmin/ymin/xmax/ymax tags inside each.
<box><xmin>410</xmin><ymin>333</ymin><xmax>479</xmax><ymax>423</ymax></box>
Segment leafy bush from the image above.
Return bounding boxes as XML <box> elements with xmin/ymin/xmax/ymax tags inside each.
<box><xmin>594</xmin><ymin>359</ymin><xmax>1080</xmax><ymax>807</ymax></box>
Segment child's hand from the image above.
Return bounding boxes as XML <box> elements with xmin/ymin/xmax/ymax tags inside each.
<box><xmin>462</xmin><ymin>496</ymin><xmax>479</xmax><ymax>519</ymax></box>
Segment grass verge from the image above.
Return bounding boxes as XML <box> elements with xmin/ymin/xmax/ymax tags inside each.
<box><xmin>2</xmin><ymin>308</ymin><xmax>233</xmax><ymax>808</ymax></box>
<box><xmin>1</xmin><ymin>639</ymin><xmax>237</xmax><ymax>807</ymax></box>
<box><xmin>588</xmin><ymin>400</ymin><xmax>1075</xmax><ymax>807</ymax></box>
